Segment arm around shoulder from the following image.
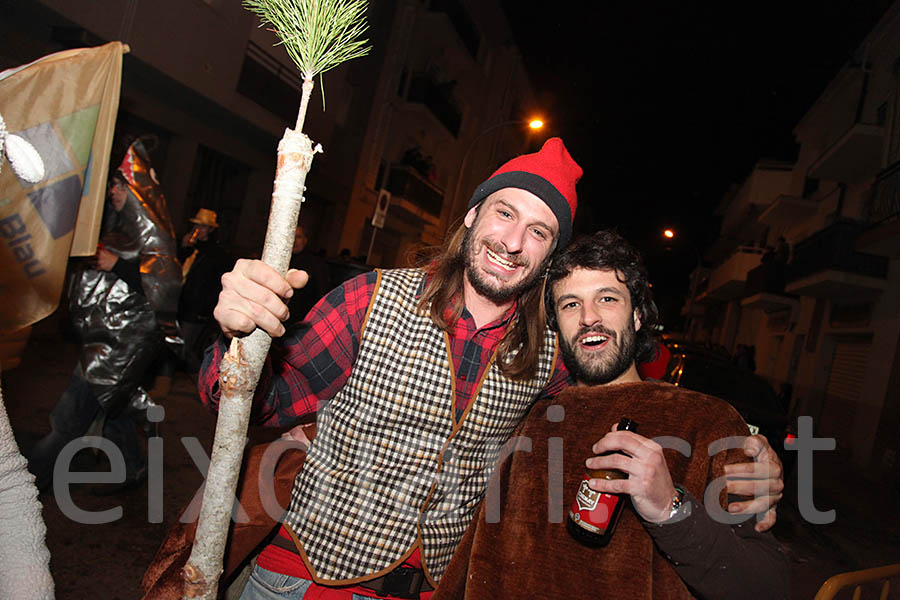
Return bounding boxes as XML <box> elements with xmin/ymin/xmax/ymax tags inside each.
<box><xmin>644</xmin><ymin>489</ymin><xmax>790</xmax><ymax>600</ymax></box>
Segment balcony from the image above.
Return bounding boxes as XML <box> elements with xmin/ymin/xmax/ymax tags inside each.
<box><xmin>786</xmin><ymin>221</ymin><xmax>888</xmax><ymax>298</ymax></box>
<box><xmin>857</xmin><ymin>161</ymin><xmax>900</xmax><ymax>257</ymax></box>
<box><xmin>386</xmin><ymin>165</ymin><xmax>444</xmax><ymax>219</ymax></box>
<box><xmin>741</xmin><ymin>262</ymin><xmax>798</xmax><ymax>312</ymax></box>
<box><xmin>406</xmin><ymin>73</ymin><xmax>462</xmax><ymax>137</ymax></box>
<box><xmin>758</xmin><ymin>195</ymin><xmax>818</xmax><ymax>227</ymax></box>
<box><xmin>693</xmin><ymin>246</ymin><xmax>764</xmax><ymax>303</ymax></box>
<box><xmin>807</xmin><ymin>123</ymin><xmax>884</xmax><ymax>183</ymax></box>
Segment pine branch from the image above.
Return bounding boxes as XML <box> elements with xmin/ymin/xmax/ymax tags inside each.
<box><xmin>245</xmin><ymin>0</ymin><xmax>371</xmax><ymax>81</ymax></box>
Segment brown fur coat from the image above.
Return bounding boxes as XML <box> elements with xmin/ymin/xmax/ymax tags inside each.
<box><xmin>433</xmin><ymin>381</ymin><xmax>753</xmax><ymax>600</ymax></box>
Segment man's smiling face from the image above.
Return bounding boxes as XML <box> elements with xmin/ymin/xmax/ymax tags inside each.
<box><xmin>462</xmin><ymin>188</ymin><xmax>558</xmax><ymax>304</ymax></box>
<box><xmin>552</xmin><ymin>267</ymin><xmax>642</xmax><ymax>386</ymax></box>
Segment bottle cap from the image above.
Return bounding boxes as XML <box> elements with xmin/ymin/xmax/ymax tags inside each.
<box><xmin>617</xmin><ymin>418</ymin><xmax>638</xmax><ymax>432</ymax></box>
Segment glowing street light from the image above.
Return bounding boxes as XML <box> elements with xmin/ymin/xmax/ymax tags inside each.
<box><xmin>528</xmin><ymin>119</ymin><xmax>544</xmax><ymax>130</ymax></box>
<box><xmin>663</xmin><ymin>228</ymin><xmax>675</xmax><ymax>239</ymax></box>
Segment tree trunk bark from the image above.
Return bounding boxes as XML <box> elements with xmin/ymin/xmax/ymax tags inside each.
<box><xmin>0</xmin><ymin>374</ymin><xmax>54</xmax><ymax>599</ymax></box>
<box><xmin>182</xmin><ymin>102</ymin><xmax>318</xmax><ymax>599</ymax></box>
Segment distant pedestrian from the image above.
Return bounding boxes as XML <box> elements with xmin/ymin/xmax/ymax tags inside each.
<box><xmin>178</xmin><ymin>208</ymin><xmax>233</xmax><ymax>371</ymax></box>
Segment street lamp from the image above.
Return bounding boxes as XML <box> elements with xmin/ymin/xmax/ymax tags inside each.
<box><xmin>663</xmin><ymin>228</ymin><xmax>702</xmax><ymax>340</ymax></box>
<box><xmin>449</xmin><ymin>117</ymin><xmax>544</xmax><ymax>224</ymax></box>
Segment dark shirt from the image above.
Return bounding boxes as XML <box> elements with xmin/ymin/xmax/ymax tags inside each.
<box><xmin>178</xmin><ymin>238</ymin><xmax>233</xmax><ymax>322</ymax></box>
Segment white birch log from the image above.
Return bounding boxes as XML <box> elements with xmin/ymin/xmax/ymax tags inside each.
<box><xmin>0</xmin><ymin>374</ymin><xmax>54</xmax><ymax>599</ymax></box>
<box><xmin>182</xmin><ymin>127</ymin><xmax>318</xmax><ymax>599</ymax></box>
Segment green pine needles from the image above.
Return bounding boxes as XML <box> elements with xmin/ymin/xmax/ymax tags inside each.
<box><xmin>244</xmin><ymin>0</ymin><xmax>370</xmax><ymax>81</ymax></box>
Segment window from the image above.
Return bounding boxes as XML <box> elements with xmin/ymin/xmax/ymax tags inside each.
<box><xmin>236</xmin><ymin>42</ymin><xmax>303</xmax><ymax>123</ymax></box>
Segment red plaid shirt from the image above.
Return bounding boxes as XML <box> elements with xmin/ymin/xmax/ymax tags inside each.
<box><xmin>198</xmin><ymin>270</ymin><xmax>571</xmax><ymax>426</ymax></box>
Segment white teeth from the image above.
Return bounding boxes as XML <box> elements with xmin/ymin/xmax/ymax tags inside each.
<box><xmin>582</xmin><ymin>335</ymin><xmax>608</xmax><ymax>344</ymax></box>
<box><xmin>486</xmin><ymin>247</ymin><xmax>517</xmax><ymax>270</ymax></box>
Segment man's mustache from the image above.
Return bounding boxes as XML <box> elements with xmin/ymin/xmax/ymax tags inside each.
<box><xmin>482</xmin><ymin>239</ymin><xmax>528</xmax><ymax>268</ymax></box>
<box><xmin>575</xmin><ymin>325</ymin><xmax>617</xmax><ymax>343</ymax></box>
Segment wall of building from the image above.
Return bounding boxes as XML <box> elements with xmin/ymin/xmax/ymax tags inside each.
<box><xmin>696</xmin><ymin>1</ymin><xmax>900</xmax><ymax>475</ymax></box>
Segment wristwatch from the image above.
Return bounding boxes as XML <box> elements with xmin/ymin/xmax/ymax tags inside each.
<box><xmin>665</xmin><ymin>485</ymin><xmax>687</xmax><ymax>522</ymax></box>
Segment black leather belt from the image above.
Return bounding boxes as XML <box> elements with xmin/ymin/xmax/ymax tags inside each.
<box><xmin>269</xmin><ymin>536</ymin><xmax>434</xmax><ymax>598</ymax></box>
<box><xmin>360</xmin><ymin>565</ymin><xmax>434</xmax><ymax>598</ymax></box>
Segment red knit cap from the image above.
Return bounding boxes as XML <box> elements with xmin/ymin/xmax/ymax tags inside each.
<box><xmin>468</xmin><ymin>137</ymin><xmax>582</xmax><ymax>248</ymax></box>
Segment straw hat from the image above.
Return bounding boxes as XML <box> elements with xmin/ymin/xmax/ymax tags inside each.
<box><xmin>189</xmin><ymin>208</ymin><xmax>218</xmax><ymax>228</ymax></box>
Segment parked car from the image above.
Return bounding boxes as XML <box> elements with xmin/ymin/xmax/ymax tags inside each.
<box><xmin>663</xmin><ymin>351</ymin><xmax>796</xmax><ymax>471</ymax></box>
<box><xmin>661</xmin><ymin>336</ymin><xmax>731</xmax><ymax>363</ymax></box>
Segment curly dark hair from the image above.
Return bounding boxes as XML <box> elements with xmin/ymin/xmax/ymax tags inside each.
<box><xmin>544</xmin><ymin>229</ymin><xmax>660</xmax><ymax>364</ymax></box>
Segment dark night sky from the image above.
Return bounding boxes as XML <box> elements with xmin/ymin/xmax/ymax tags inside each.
<box><xmin>502</xmin><ymin>0</ymin><xmax>891</xmax><ymax>327</ymax></box>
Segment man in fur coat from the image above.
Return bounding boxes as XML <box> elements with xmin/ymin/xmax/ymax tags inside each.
<box><xmin>433</xmin><ymin>230</ymin><xmax>789</xmax><ymax>599</ymax></box>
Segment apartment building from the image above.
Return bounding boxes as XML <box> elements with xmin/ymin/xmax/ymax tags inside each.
<box><xmin>691</xmin><ymin>1</ymin><xmax>900</xmax><ymax>480</ymax></box>
<box><xmin>1</xmin><ymin>0</ymin><xmax>537</xmax><ymax>263</ymax></box>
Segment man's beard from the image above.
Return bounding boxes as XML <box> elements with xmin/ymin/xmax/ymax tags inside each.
<box><xmin>560</xmin><ymin>320</ymin><xmax>637</xmax><ymax>385</ymax></box>
<box><xmin>461</xmin><ymin>227</ymin><xmax>550</xmax><ymax>304</ymax></box>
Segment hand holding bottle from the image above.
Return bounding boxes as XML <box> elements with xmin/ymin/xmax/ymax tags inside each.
<box><xmin>587</xmin><ymin>424</ymin><xmax>678</xmax><ymax>524</ymax></box>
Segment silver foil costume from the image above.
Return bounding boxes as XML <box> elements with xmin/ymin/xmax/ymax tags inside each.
<box><xmin>68</xmin><ymin>140</ymin><xmax>180</xmax><ymax>415</ymax></box>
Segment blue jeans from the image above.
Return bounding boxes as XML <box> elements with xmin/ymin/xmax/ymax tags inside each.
<box><xmin>239</xmin><ymin>565</ymin><xmax>313</xmax><ymax>599</ymax></box>
<box><xmin>239</xmin><ymin>565</ymin><xmax>377</xmax><ymax>600</ymax></box>
<box><xmin>27</xmin><ymin>370</ymin><xmax>145</xmax><ymax>491</ymax></box>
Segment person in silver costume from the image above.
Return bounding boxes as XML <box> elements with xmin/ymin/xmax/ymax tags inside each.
<box><xmin>28</xmin><ymin>140</ymin><xmax>181</xmax><ymax>494</ymax></box>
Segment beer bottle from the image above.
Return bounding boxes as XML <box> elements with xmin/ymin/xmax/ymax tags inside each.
<box><xmin>566</xmin><ymin>417</ymin><xmax>638</xmax><ymax>547</ymax></box>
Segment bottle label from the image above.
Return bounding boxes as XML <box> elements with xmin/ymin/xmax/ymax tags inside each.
<box><xmin>570</xmin><ymin>477</ymin><xmax>619</xmax><ymax>534</ymax></box>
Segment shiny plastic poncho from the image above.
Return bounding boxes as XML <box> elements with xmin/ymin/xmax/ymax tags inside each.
<box><xmin>68</xmin><ymin>140</ymin><xmax>181</xmax><ymax>415</ymax></box>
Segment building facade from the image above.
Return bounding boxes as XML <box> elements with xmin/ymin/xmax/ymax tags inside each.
<box><xmin>690</xmin><ymin>0</ymin><xmax>900</xmax><ymax>481</ymax></box>
<box><xmin>1</xmin><ymin>0</ymin><xmax>538</xmax><ymax>263</ymax></box>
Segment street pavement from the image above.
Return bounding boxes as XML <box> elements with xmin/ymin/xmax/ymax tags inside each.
<box><xmin>3</xmin><ymin>312</ymin><xmax>900</xmax><ymax>599</ymax></box>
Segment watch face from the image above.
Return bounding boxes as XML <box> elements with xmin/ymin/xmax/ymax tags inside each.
<box><xmin>661</xmin><ymin>487</ymin><xmax>688</xmax><ymax>523</ymax></box>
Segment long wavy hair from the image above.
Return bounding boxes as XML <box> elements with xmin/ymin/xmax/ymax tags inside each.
<box><xmin>545</xmin><ymin>229</ymin><xmax>660</xmax><ymax>364</ymax></box>
<box><xmin>416</xmin><ymin>213</ymin><xmax>553</xmax><ymax>381</ymax></box>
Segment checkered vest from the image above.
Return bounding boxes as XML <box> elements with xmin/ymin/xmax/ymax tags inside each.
<box><xmin>282</xmin><ymin>268</ymin><xmax>558</xmax><ymax>584</ymax></box>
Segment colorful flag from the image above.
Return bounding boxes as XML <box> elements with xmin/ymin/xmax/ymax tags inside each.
<box><xmin>0</xmin><ymin>41</ymin><xmax>127</xmax><ymax>333</ymax></box>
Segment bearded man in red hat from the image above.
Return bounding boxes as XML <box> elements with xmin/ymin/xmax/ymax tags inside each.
<box><xmin>196</xmin><ymin>139</ymin><xmax>783</xmax><ymax>599</ymax></box>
